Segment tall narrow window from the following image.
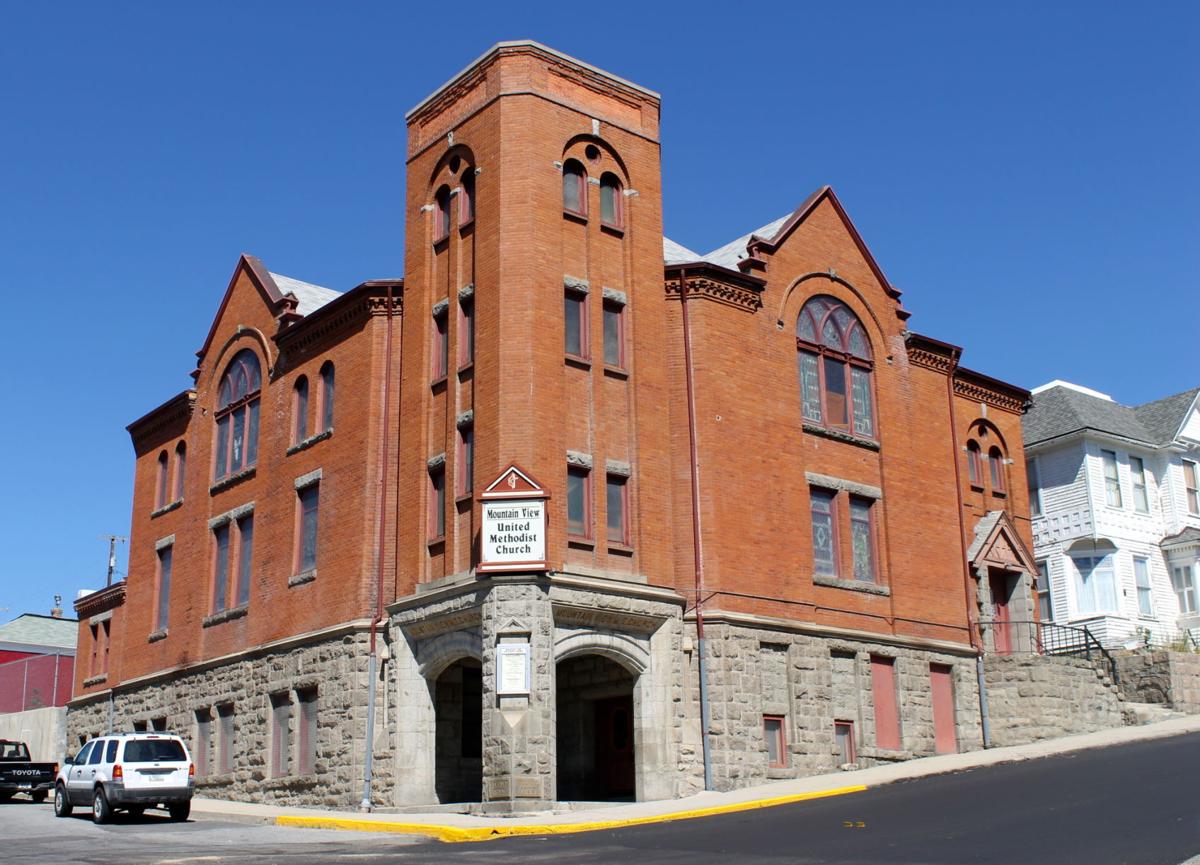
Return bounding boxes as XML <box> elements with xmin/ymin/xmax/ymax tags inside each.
<box><xmin>457</xmin><ymin>426</ymin><xmax>474</xmax><ymax>497</ymax></box>
<box><xmin>297</xmin><ymin>688</ymin><xmax>318</xmax><ymax>776</ymax></box>
<box><xmin>293</xmin><ymin>376</ymin><xmax>309</xmax><ymax>444</ymax></box>
<box><xmin>1130</xmin><ymin>456</ymin><xmax>1149</xmax><ymax>513</ymax></box>
<box><xmin>849</xmin><ymin>497</ymin><xmax>876</xmax><ymax>583</ymax></box>
<box><xmin>214</xmin><ymin>349</ymin><xmax>261</xmax><ymax>480</ymax></box>
<box><xmin>101</xmin><ymin>620</ymin><xmax>110</xmax><ymax>675</ymax></box>
<box><xmin>156</xmin><ymin>544</ymin><xmax>172</xmax><ymax>632</ymax></box>
<box><xmin>988</xmin><ymin>447</ymin><xmax>1006</xmax><ymax>494</ymax></box>
<box><xmin>173</xmin><ymin>442</ymin><xmax>187</xmax><ymax>501</ymax></box>
<box><xmin>603</xmin><ymin>300</ymin><xmax>624</xmax><ymax>368</ymax></box>
<box><xmin>155</xmin><ymin>451</ymin><xmax>169</xmax><ymax>509</ymax></box>
<box><xmin>797</xmin><ymin>296</ymin><xmax>874</xmax><ymax>438</ymax></box>
<box><xmin>459</xmin><ymin>298</ymin><xmax>475</xmax><ymax>367</ymax></box>
<box><xmin>428</xmin><ymin>467</ymin><xmax>445</xmax><ymax>540</ymax></box>
<box><xmin>1134</xmin><ymin>557</ymin><xmax>1154</xmax><ymax>617</ymax></box>
<box><xmin>236</xmin><ymin>514</ymin><xmax>253</xmax><ymax>607</ymax></box>
<box><xmin>217</xmin><ymin>705</ymin><xmax>235</xmax><ymax>774</ymax></box>
<box><xmin>432</xmin><ymin>308</ymin><xmax>449</xmax><ymax>381</ymax></box>
<box><xmin>562</xmin><ymin>159</ymin><xmax>586</xmax><ymax>216</ymax></box>
<box><xmin>763</xmin><ymin>716</ymin><xmax>786</xmax><ymax>768</ymax></box>
<box><xmin>606</xmin><ymin>474</ymin><xmax>628</xmax><ymax>545</ymax></box>
<box><xmin>212</xmin><ymin>523</ymin><xmax>231</xmax><ymax>613</ymax></box>
<box><xmin>600</xmin><ymin>172</ymin><xmax>622</xmax><ymax>228</ymax></box>
<box><xmin>1027</xmin><ymin>457</ymin><xmax>1042</xmax><ymax>518</ymax></box>
<box><xmin>296</xmin><ymin>483</ymin><xmax>320</xmax><ymax>574</ymax></box>
<box><xmin>1171</xmin><ymin>565</ymin><xmax>1197</xmax><ymax>615</ymax></box>
<box><xmin>564</xmin><ymin>289</ymin><xmax>587</xmax><ymax>359</ymax></box>
<box><xmin>319</xmin><ymin>361</ymin><xmax>335</xmax><ymax>432</ymax></box>
<box><xmin>459</xmin><ymin>170</ymin><xmax>475</xmax><ymax>226</ymax></box>
<box><xmin>810</xmin><ymin>488</ymin><xmax>837</xmax><ymax>577</ymax></box>
<box><xmin>1073</xmin><ymin>554</ymin><xmax>1118</xmax><ymax>615</ymax></box>
<box><xmin>434</xmin><ymin>185</ymin><xmax>451</xmax><ymax>241</ymax></box>
<box><xmin>1102</xmin><ymin>450</ymin><xmax>1122</xmax><ymax>508</ymax></box>
<box><xmin>870</xmin><ymin>656</ymin><xmax>901</xmax><ymax>750</ymax></box>
<box><xmin>1036</xmin><ymin>560</ymin><xmax>1053</xmax><ymax>622</ymax></box>
<box><xmin>966</xmin><ymin>441</ymin><xmax>983</xmax><ymax>488</ymax></box>
<box><xmin>567</xmin><ymin>466</ymin><xmax>591</xmax><ymax>538</ymax></box>
<box><xmin>270</xmin><ymin>693</ymin><xmax>291</xmax><ymax>778</ymax></box>
<box><xmin>1184</xmin><ymin>460</ymin><xmax>1200</xmax><ymax>516</ymax></box>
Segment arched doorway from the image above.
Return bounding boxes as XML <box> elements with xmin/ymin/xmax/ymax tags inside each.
<box><xmin>555</xmin><ymin>654</ymin><xmax>636</xmax><ymax>801</ymax></box>
<box><xmin>434</xmin><ymin>658</ymin><xmax>482</xmax><ymax>803</ymax></box>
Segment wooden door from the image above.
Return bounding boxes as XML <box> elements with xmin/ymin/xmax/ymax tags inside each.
<box><xmin>930</xmin><ymin>664</ymin><xmax>958</xmax><ymax>755</ymax></box>
<box><xmin>595</xmin><ymin>696</ymin><xmax>634</xmax><ymax>797</ymax></box>
<box><xmin>990</xmin><ymin>572</ymin><xmax>1012</xmax><ymax>654</ymax></box>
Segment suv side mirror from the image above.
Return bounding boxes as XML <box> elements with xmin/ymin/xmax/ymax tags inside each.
<box><xmin>63</xmin><ymin>755</ymin><xmax>74</xmax><ymax>765</ymax></box>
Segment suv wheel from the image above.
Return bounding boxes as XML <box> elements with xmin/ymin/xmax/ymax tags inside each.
<box><xmin>92</xmin><ymin>787</ymin><xmax>111</xmax><ymax>824</ymax></box>
<box><xmin>168</xmin><ymin>801</ymin><xmax>190</xmax><ymax>822</ymax></box>
<box><xmin>53</xmin><ymin>785</ymin><xmax>73</xmax><ymax>818</ymax></box>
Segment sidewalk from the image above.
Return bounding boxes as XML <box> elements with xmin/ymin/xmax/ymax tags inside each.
<box><xmin>191</xmin><ymin>715</ymin><xmax>1200</xmax><ymax>843</ymax></box>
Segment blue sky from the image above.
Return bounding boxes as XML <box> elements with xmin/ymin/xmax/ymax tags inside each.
<box><xmin>1</xmin><ymin>2</ymin><xmax>1196</xmax><ymax>621</ymax></box>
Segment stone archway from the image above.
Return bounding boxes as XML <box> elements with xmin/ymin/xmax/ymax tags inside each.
<box><xmin>555</xmin><ymin>653</ymin><xmax>637</xmax><ymax>801</ymax></box>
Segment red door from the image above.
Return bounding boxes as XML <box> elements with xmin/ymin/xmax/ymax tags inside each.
<box><xmin>595</xmin><ymin>696</ymin><xmax>635</xmax><ymax>798</ymax></box>
<box><xmin>989</xmin><ymin>573</ymin><xmax>1012</xmax><ymax>654</ymax></box>
<box><xmin>930</xmin><ymin>664</ymin><xmax>958</xmax><ymax>755</ymax></box>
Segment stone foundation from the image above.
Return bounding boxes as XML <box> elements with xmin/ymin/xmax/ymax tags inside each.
<box><xmin>983</xmin><ymin>654</ymin><xmax>1124</xmax><ymax>746</ymax></box>
<box><xmin>1114</xmin><ymin>650</ymin><xmax>1200</xmax><ymax>713</ymax></box>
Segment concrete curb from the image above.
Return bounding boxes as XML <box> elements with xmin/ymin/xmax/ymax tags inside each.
<box><xmin>274</xmin><ymin>785</ymin><xmax>868</xmax><ymax>843</ymax></box>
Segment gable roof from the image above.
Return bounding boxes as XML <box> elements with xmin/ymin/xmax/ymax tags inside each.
<box><xmin>0</xmin><ymin>614</ymin><xmax>78</xmax><ymax>651</ymax></box>
<box><xmin>269</xmin><ymin>272</ymin><xmax>342</xmax><ymax>316</ymax></box>
<box><xmin>704</xmin><ymin>213</ymin><xmax>792</xmax><ymax>270</ymax></box>
<box><xmin>1025</xmin><ymin>382</ymin><xmax>1199</xmax><ymax>448</ymax></box>
<box><xmin>663</xmin><ymin>236</ymin><xmax>702</xmax><ymax>265</ymax></box>
<box><xmin>966</xmin><ymin>510</ymin><xmax>1038</xmax><ymax>575</ymax></box>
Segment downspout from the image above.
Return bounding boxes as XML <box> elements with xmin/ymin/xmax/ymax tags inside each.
<box><xmin>945</xmin><ymin>349</ymin><xmax>991</xmax><ymax>748</ymax></box>
<box><xmin>679</xmin><ymin>267</ymin><xmax>713</xmax><ymax>791</ymax></box>
<box><xmin>361</xmin><ymin>283</ymin><xmax>396</xmax><ymax>810</ymax></box>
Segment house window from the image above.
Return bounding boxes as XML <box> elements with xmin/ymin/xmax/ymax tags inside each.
<box><xmin>457</xmin><ymin>426</ymin><xmax>474</xmax><ymax>497</ymax></box>
<box><xmin>763</xmin><ymin>715</ymin><xmax>786</xmax><ymax>768</ymax></box>
<box><xmin>319</xmin><ymin>362</ymin><xmax>335</xmax><ymax>432</ymax></box>
<box><xmin>870</xmin><ymin>655</ymin><xmax>901</xmax><ymax>750</ymax></box>
<box><xmin>599</xmin><ymin>172</ymin><xmax>622</xmax><ymax>228</ymax></box>
<box><xmin>567</xmin><ymin>465</ymin><xmax>591</xmax><ymax>538</ymax></box>
<box><xmin>270</xmin><ymin>692</ymin><xmax>291</xmax><ymax>778</ymax></box>
<box><xmin>564</xmin><ymin>288</ymin><xmax>587</xmax><ymax>359</ymax></box>
<box><xmin>988</xmin><ymin>447</ymin><xmax>1006</xmax><ymax>495</ymax></box>
<box><xmin>1073</xmin><ymin>554</ymin><xmax>1118</xmax><ymax>615</ymax></box>
<box><xmin>1027</xmin><ymin>457</ymin><xmax>1042</xmax><ymax>518</ymax></box>
<box><xmin>235</xmin><ymin>514</ymin><xmax>254</xmax><ymax>607</ymax></box>
<box><xmin>797</xmin><ymin>296</ymin><xmax>874</xmax><ymax>438</ymax></box>
<box><xmin>603</xmin><ymin>300</ymin><xmax>624</xmax><ymax>368</ymax></box>
<box><xmin>296</xmin><ymin>482</ymin><xmax>320</xmax><ymax>573</ymax></box>
<box><xmin>562</xmin><ymin>159</ymin><xmax>586</xmax><ymax>216</ymax></box>
<box><xmin>1184</xmin><ymin>460</ymin><xmax>1200</xmax><ymax>516</ymax></box>
<box><xmin>1134</xmin><ymin>557</ymin><xmax>1154</xmax><ymax>618</ymax></box>
<box><xmin>90</xmin><ymin>621</ymin><xmax>110</xmax><ymax>677</ymax></box>
<box><xmin>293</xmin><ymin>376</ymin><xmax>309</xmax><ymax>444</ymax></box>
<box><xmin>212</xmin><ymin>514</ymin><xmax>253</xmax><ymax>613</ymax></box>
<box><xmin>212</xmin><ymin>523</ymin><xmax>231</xmax><ymax>613</ymax></box>
<box><xmin>194</xmin><ymin>708</ymin><xmax>212</xmax><ymax>779</ymax></box>
<box><xmin>432</xmin><ymin>307</ymin><xmax>449</xmax><ymax>381</ymax></box>
<box><xmin>173</xmin><ymin>442</ymin><xmax>187</xmax><ymax>501</ymax></box>
<box><xmin>459</xmin><ymin>170</ymin><xmax>475</xmax><ymax>226</ymax></box>
<box><xmin>1101</xmin><ymin>450</ymin><xmax>1122</xmax><ymax>508</ymax></box>
<box><xmin>433</xmin><ymin>185</ymin><xmax>451</xmax><ymax>241</ymax></box>
<box><xmin>834</xmin><ymin>720</ymin><xmax>856</xmax><ymax>765</ymax></box>
<box><xmin>1171</xmin><ymin>565</ymin><xmax>1197</xmax><ymax>615</ymax></box>
<box><xmin>217</xmin><ymin>704</ymin><xmax>235</xmax><ymax>774</ymax></box>
<box><xmin>1036</xmin><ymin>560</ymin><xmax>1053</xmax><ymax>622</ymax></box>
<box><xmin>606</xmin><ymin>474</ymin><xmax>628</xmax><ymax>545</ymax></box>
<box><xmin>810</xmin><ymin>488</ymin><xmax>838</xmax><ymax>577</ymax></box>
<box><xmin>156</xmin><ymin>544</ymin><xmax>172</xmax><ymax>632</ymax></box>
<box><xmin>156</xmin><ymin>451</ymin><xmax>169</xmax><ymax>509</ymax></box>
<box><xmin>214</xmin><ymin>349</ymin><xmax>261</xmax><ymax>480</ymax></box>
<box><xmin>966</xmin><ymin>441</ymin><xmax>983</xmax><ymax>488</ymax></box>
<box><xmin>849</xmin><ymin>497</ymin><xmax>876</xmax><ymax>583</ymax></box>
<box><xmin>428</xmin><ymin>466</ymin><xmax>445</xmax><ymax>540</ymax></box>
<box><xmin>1130</xmin><ymin>456</ymin><xmax>1149</xmax><ymax>513</ymax></box>
<box><xmin>459</xmin><ymin>298</ymin><xmax>475</xmax><ymax>367</ymax></box>
<box><xmin>297</xmin><ymin>688</ymin><xmax>318</xmax><ymax>776</ymax></box>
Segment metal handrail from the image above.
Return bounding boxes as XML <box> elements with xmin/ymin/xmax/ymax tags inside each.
<box><xmin>992</xmin><ymin>620</ymin><xmax>1120</xmax><ymax>686</ymax></box>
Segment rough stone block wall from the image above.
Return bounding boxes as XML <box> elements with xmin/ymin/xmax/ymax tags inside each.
<box><xmin>67</xmin><ymin>631</ymin><xmax>373</xmax><ymax>808</ymax></box>
<box><xmin>1115</xmin><ymin>651</ymin><xmax>1200</xmax><ymax>712</ymax></box>
<box><xmin>983</xmin><ymin>654</ymin><xmax>1124</xmax><ymax>747</ymax></box>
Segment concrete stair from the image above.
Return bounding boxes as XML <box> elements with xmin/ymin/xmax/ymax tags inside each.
<box><xmin>1122</xmin><ymin>701</ymin><xmax>1187</xmax><ymax>726</ymax></box>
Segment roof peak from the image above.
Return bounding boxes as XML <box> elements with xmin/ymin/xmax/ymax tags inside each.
<box><xmin>1031</xmin><ymin>380</ymin><xmax>1113</xmax><ymax>401</ymax></box>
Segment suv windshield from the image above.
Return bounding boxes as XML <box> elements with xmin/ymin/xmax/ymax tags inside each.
<box><xmin>0</xmin><ymin>742</ymin><xmax>30</xmax><ymax>761</ymax></box>
<box><xmin>122</xmin><ymin>740</ymin><xmax>186</xmax><ymax>762</ymax></box>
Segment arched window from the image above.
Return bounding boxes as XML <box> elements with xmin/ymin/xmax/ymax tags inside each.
<box><xmin>293</xmin><ymin>376</ymin><xmax>309</xmax><ymax>444</ymax></box>
<box><xmin>173</xmin><ymin>442</ymin><xmax>187</xmax><ymax>502</ymax></box>
<box><xmin>599</xmin><ymin>172</ymin><xmax>622</xmax><ymax>228</ymax></box>
<box><xmin>966</xmin><ymin>441</ymin><xmax>982</xmax><ymax>487</ymax></box>
<box><xmin>797</xmin><ymin>296</ymin><xmax>874</xmax><ymax>438</ymax></box>
<box><xmin>434</xmin><ymin>185</ymin><xmax>451</xmax><ymax>241</ymax></box>
<box><xmin>319</xmin><ymin>361</ymin><xmax>335</xmax><ymax>432</ymax></box>
<box><xmin>459</xmin><ymin>170</ymin><xmax>475</xmax><ymax>225</ymax></box>
<box><xmin>988</xmin><ymin>447</ymin><xmax>1007</xmax><ymax>494</ymax></box>
<box><xmin>155</xmin><ymin>451</ymin><xmax>169</xmax><ymax>509</ymax></box>
<box><xmin>214</xmin><ymin>349</ymin><xmax>261</xmax><ymax>480</ymax></box>
<box><xmin>562</xmin><ymin>159</ymin><xmax>586</xmax><ymax>216</ymax></box>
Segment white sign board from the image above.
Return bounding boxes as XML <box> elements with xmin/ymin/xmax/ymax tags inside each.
<box><xmin>481</xmin><ymin>499</ymin><xmax>546</xmax><ymax>569</ymax></box>
<box><xmin>496</xmin><ymin>643</ymin><xmax>531</xmax><ymax>696</ymax></box>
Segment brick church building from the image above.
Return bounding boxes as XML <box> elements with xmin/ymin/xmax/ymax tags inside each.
<box><xmin>69</xmin><ymin>41</ymin><xmax>1040</xmax><ymax>810</ymax></box>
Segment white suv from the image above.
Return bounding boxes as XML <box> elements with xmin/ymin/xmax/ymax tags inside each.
<box><xmin>54</xmin><ymin>733</ymin><xmax>195</xmax><ymax>823</ymax></box>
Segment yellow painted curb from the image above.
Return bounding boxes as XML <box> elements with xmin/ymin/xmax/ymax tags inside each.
<box><xmin>275</xmin><ymin>784</ymin><xmax>867</xmax><ymax>843</ymax></box>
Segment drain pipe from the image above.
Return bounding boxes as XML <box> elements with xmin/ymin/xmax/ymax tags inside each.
<box><xmin>361</xmin><ymin>282</ymin><xmax>397</xmax><ymax>810</ymax></box>
<box><xmin>944</xmin><ymin>347</ymin><xmax>991</xmax><ymax>749</ymax></box>
<box><xmin>679</xmin><ymin>267</ymin><xmax>713</xmax><ymax>791</ymax></box>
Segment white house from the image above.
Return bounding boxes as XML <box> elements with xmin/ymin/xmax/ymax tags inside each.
<box><xmin>1024</xmin><ymin>381</ymin><xmax>1200</xmax><ymax>648</ymax></box>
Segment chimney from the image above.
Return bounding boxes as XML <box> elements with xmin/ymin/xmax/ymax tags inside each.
<box><xmin>51</xmin><ymin>594</ymin><xmax>63</xmax><ymax>618</ymax></box>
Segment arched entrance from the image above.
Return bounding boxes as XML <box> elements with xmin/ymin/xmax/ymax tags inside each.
<box><xmin>555</xmin><ymin>654</ymin><xmax>636</xmax><ymax>801</ymax></box>
<box><xmin>434</xmin><ymin>658</ymin><xmax>482</xmax><ymax>803</ymax></box>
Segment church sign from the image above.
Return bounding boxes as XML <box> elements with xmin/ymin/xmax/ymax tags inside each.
<box><xmin>478</xmin><ymin>464</ymin><xmax>549</xmax><ymax>574</ymax></box>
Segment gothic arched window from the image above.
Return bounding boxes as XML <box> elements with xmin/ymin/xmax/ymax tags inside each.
<box><xmin>797</xmin><ymin>296</ymin><xmax>874</xmax><ymax>438</ymax></box>
<box><xmin>214</xmin><ymin>349</ymin><xmax>261</xmax><ymax>480</ymax></box>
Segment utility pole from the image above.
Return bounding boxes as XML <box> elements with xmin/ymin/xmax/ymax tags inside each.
<box><xmin>100</xmin><ymin>535</ymin><xmax>127</xmax><ymax>587</ymax></box>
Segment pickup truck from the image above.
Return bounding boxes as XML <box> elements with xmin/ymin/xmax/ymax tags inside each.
<box><xmin>0</xmin><ymin>740</ymin><xmax>57</xmax><ymax>803</ymax></box>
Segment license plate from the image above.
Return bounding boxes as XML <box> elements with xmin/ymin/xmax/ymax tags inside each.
<box><xmin>148</xmin><ymin>775</ymin><xmax>165</xmax><ymax>783</ymax></box>
<box><xmin>18</xmin><ymin>783</ymin><xmax>31</xmax><ymax>789</ymax></box>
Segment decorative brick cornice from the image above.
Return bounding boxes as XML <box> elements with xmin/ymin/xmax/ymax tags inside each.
<box><xmin>664</xmin><ymin>275</ymin><xmax>763</xmax><ymax>313</ymax></box>
<box><xmin>954</xmin><ymin>371</ymin><xmax>1030</xmax><ymax>414</ymax></box>
<box><xmin>74</xmin><ymin>581</ymin><xmax>126</xmax><ymax>618</ymax></box>
<box><xmin>907</xmin><ymin>346</ymin><xmax>955</xmax><ymax>373</ymax></box>
<box><xmin>904</xmin><ymin>332</ymin><xmax>959</xmax><ymax>374</ymax></box>
<box><xmin>275</xmin><ymin>282</ymin><xmax>403</xmax><ymax>359</ymax></box>
<box><xmin>126</xmin><ymin>390</ymin><xmax>195</xmax><ymax>451</ymax></box>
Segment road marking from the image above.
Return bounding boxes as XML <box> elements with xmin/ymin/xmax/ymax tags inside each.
<box><xmin>275</xmin><ymin>784</ymin><xmax>868</xmax><ymax>843</ymax></box>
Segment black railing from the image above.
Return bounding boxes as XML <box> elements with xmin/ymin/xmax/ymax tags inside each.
<box><xmin>991</xmin><ymin>620</ymin><xmax>1120</xmax><ymax>686</ymax></box>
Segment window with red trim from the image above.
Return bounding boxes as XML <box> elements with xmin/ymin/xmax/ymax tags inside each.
<box><xmin>296</xmin><ymin>483</ymin><xmax>319</xmax><ymax>574</ymax></box>
<box><xmin>966</xmin><ymin>441</ymin><xmax>983</xmax><ymax>488</ymax></box>
<box><xmin>567</xmin><ymin>465</ymin><xmax>591</xmax><ymax>538</ymax></box>
<box><xmin>319</xmin><ymin>361</ymin><xmax>335</xmax><ymax>432</ymax></box>
<box><xmin>797</xmin><ymin>296</ymin><xmax>874</xmax><ymax>438</ymax></box>
<box><xmin>432</xmin><ymin>308</ymin><xmax>449</xmax><ymax>381</ymax></box>
<box><xmin>562</xmin><ymin>159</ymin><xmax>586</xmax><ymax>216</ymax></box>
<box><xmin>293</xmin><ymin>376</ymin><xmax>309</xmax><ymax>444</ymax></box>
<box><xmin>434</xmin><ymin>185</ymin><xmax>451</xmax><ymax>241</ymax></box>
<box><xmin>173</xmin><ymin>442</ymin><xmax>186</xmax><ymax>501</ymax></box>
<box><xmin>600</xmin><ymin>172</ymin><xmax>622</xmax><ymax>228</ymax></box>
<box><xmin>564</xmin><ymin>289</ymin><xmax>587</xmax><ymax>359</ymax></box>
<box><xmin>459</xmin><ymin>171</ymin><xmax>475</xmax><ymax>226</ymax></box>
<box><xmin>214</xmin><ymin>349</ymin><xmax>261</xmax><ymax>480</ymax></box>
<box><xmin>810</xmin><ymin>487</ymin><xmax>838</xmax><ymax>577</ymax></box>
<box><xmin>459</xmin><ymin>298</ymin><xmax>475</xmax><ymax>368</ymax></box>
<box><xmin>155</xmin><ymin>451</ymin><xmax>169</xmax><ymax>509</ymax></box>
<box><xmin>429</xmin><ymin>466</ymin><xmax>445</xmax><ymax>540</ymax></box>
<box><xmin>606</xmin><ymin>474</ymin><xmax>628</xmax><ymax>544</ymax></box>
<box><xmin>763</xmin><ymin>715</ymin><xmax>786</xmax><ymax>768</ymax></box>
<box><xmin>603</xmin><ymin>300</ymin><xmax>624</xmax><ymax>368</ymax></box>
<box><xmin>457</xmin><ymin>426</ymin><xmax>474</xmax><ymax>497</ymax></box>
<box><xmin>988</xmin><ymin>447</ymin><xmax>1006</xmax><ymax>494</ymax></box>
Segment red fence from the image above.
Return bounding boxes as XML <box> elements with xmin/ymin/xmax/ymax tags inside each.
<box><xmin>0</xmin><ymin>654</ymin><xmax>74</xmax><ymax>712</ymax></box>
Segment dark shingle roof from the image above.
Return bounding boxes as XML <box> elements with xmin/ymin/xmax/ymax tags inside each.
<box><xmin>1025</xmin><ymin>383</ymin><xmax>1199</xmax><ymax>448</ymax></box>
<box><xmin>1134</xmin><ymin>388</ymin><xmax>1200</xmax><ymax>444</ymax></box>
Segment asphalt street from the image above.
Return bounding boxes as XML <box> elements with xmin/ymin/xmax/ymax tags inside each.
<box><xmin>3</xmin><ymin>732</ymin><xmax>1197</xmax><ymax>865</ymax></box>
